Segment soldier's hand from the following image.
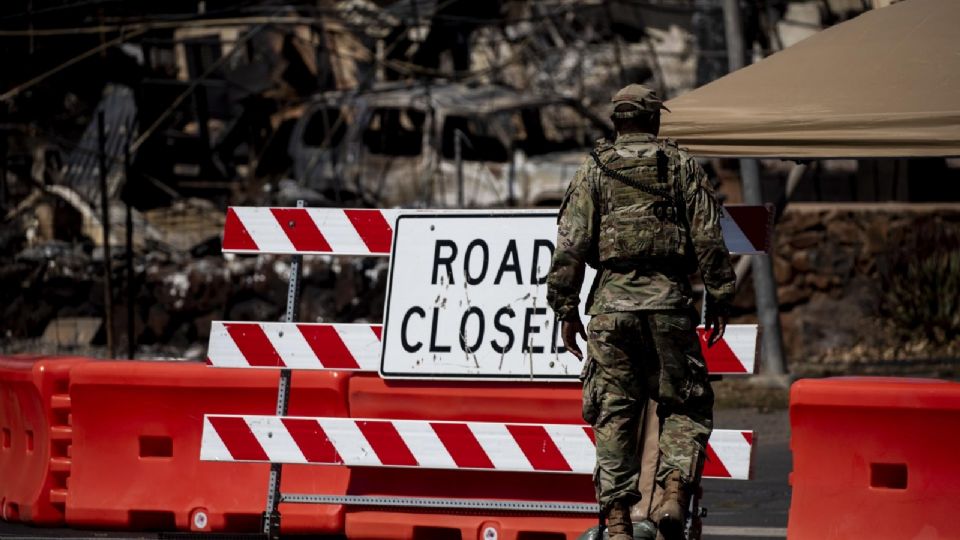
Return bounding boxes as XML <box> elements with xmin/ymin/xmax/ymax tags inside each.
<box><xmin>561</xmin><ymin>318</ymin><xmax>587</xmax><ymax>361</ymax></box>
<box><xmin>705</xmin><ymin>312</ymin><xmax>727</xmax><ymax>347</ymax></box>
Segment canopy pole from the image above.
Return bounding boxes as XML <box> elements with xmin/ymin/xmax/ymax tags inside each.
<box><xmin>723</xmin><ymin>0</ymin><xmax>788</xmax><ymax>379</ymax></box>
<box><xmin>739</xmin><ymin>161</ymin><xmax>787</xmax><ymax>378</ymax></box>
<box><xmin>734</xmin><ymin>162</ymin><xmax>807</xmax><ymax>290</ymax></box>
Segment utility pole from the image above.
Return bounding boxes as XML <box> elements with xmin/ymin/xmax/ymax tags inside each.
<box><xmin>506</xmin><ymin>147</ymin><xmax>518</xmax><ymax>207</ymax></box>
<box><xmin>455</xmin><ymin>129</ymin><xmax>464</xmax><ymax>208</ymax></box>
<box><xmin>124</xmin><ymin>141</ymin><xmax>136</xmax><ymax>360</ymax></box>
<box><xmin>97</xmin><ymin>111</ymin><xmax>116</xmax><ymax>359</ymax></box>
<box><xmin>190</xmin><ymin>46</ymin><xmax>212</xmax><ymax>152</ymax></box>
<box><xmin>603</xmin><ymin>0</ymin><xmax>627</xmax><ymax>87</ymax></box>
<box><xmin>722</xmin><ymin>0</ymin><xmax>746</xmax><ymax>72</ymax></box>
<box><xmin>722</xmin><ymin>0</ymin><xmax>788</xmax><ymax>379</ymax></box>
<box><xmin>0</xmin><ymin>131</ymin><xmax>7</xmax><ymax>210</ymax></box>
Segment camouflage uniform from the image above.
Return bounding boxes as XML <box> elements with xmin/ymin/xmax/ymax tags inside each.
<box><xmin>546</xmin><ymin>130</ymin><xmax>735</xmax><ymax>510</ymax></box>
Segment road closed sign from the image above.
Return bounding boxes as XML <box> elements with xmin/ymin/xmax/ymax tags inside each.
<box><xmin>380</xmin><ymin>212</ymin><xmax>592</xmax><ymax>380</ymax></box>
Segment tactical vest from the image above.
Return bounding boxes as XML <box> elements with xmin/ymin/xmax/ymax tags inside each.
<box><xmin>589</xmin><ymin>140</ymin><xmax>690</xmax><ymax>266</ymax></box>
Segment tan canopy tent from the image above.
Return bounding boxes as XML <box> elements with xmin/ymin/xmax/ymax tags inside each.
<box><xmin>661</xmin><ymin>0</ymin><xmax>960</xmax><ymax>159</ymax></box>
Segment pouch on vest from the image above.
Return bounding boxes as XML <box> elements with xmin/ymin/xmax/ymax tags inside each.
<box><xmin>593</xmin><ymin>152</ymin><xmax>688</xmax><ymax>265</ymax></box>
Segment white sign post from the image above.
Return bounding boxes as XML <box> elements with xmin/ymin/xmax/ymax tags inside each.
<box><xmin>380</xmin><ymin>212</ymin><xmax>592</xmax><ymax>380</ymax></box>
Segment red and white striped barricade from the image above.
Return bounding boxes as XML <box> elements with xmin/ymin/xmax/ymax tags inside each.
<box><xmin>201</xmin><ymin>416</ymin><xmax>753</xmax><ymax>481</ymax></box>
<box><xmin>207</xmin><ymin>321</ymin><xmax>759</xmax><ymax>375</ymax></box>
<box><xmin>204</xmin><ymin>205</ymin><xmax>772</xmax><ymax>539</ymax></box>
<box><xmin>221</xmin><ymin>205</ymin><xmax>772</xmax><ymax>257</ymax></box>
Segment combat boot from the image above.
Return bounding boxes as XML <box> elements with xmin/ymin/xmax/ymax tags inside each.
<box><xmin>654</xmin><ymin>470</ymin><xmax>689</xmax><ymax>540</ymax></box>
<box><xmin>605</xmin><ymin>500</ymin><xmax>633</xmax><ymax>540</ymax></box>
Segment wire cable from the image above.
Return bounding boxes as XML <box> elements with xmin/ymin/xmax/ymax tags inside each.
<box><xmin>0</xmin><ymin>0</ymin><xmax>122</xmax><ymax>21</ymax></box>
<box><xmin>0</xmin><ymin>1</ymin><xmax>615</xmax><ymax>37</ymax></box>
<box><xmin>0</xmin><ymin>27</ymin><xmax>147</xmax><ymax>102</ymax></box>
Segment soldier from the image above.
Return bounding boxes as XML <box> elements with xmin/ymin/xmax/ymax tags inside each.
<box><xmin>547</xmin><ymin>84</ymin><xmax>735</xmax><ymax>540</ymax></box>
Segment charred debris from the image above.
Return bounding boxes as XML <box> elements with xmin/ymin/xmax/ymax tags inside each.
<box><xmin>1</xmin><ymin>0</ymin><xmax>844</xmax><ymax>354</ymax></box>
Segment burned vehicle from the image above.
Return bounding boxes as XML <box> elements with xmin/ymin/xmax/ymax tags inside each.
<box><xmin>288</xmin><ymin>83</ymin><xmax>612</xmax><ymax>207</ymax></box>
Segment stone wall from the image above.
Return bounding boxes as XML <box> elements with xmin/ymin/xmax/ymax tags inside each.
<box><xmin>757</xmin><ymin>203</ymin><xmax>960</xmax><ymax>375</ymax></box>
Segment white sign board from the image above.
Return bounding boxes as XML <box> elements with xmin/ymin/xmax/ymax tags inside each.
<box><xmin>380</xmin><ymin>212</ymin><xmax>592</xmax><ymax>380</ymax></box>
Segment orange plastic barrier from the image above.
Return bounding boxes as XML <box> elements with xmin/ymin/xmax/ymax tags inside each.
<box><xmin>0</xmin><ymin>356</ymin><xmax>87</xmax><ymax>526</ymax></box>
<box><xmin>346</xmin><ymin>373</ymin><xmax>595</xmax><ymax>538</ymax></box>
<box><xmin>788</xmin><ymin>377</ymin><xmax>960</xmax><ymax>539</ymax></box>
<box><xmin>65</xmin><ymin>361</ymin><xmax>351</xmax><ymax>534</ymax></box>
<box><xmin>347</xmin><ymin>510</ymin><xmax>594</xmax><ymax>540</ymax></box>
<box><xmin>349</xmin><ymin>373</ymin><xmax>584</xmax><ymax>423</ymax></box>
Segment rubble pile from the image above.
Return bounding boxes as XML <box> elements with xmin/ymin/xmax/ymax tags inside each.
<box><xmin>1</xmin><ymin>232</ymin><xmax>388</xmax><ymax>358</ymax></box>
<box><xmin>2</xmin><ymin>0</ymin><xmax>933</xmax><ymax>371</ymax></box>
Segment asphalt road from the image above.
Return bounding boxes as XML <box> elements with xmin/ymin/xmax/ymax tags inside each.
<box><xmin>702</xmin><ymin>408</ymin><xmax>791</xmax><ymax>539</ymax></box>
<box><xmin>0</xmin><ymin>408</ymin><xmax>792</xmax><ymax>540</ymax></box>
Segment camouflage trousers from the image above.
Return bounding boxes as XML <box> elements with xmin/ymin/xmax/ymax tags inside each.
<box><xmin>581</xmin><ymin>310</ymin><xmax>714</xmax><ymax>509</ymax></box>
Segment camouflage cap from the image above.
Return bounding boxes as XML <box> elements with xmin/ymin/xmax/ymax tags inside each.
<box><xmin>611</xmin><ymin>84</ymin><xmax>670</xmax><ymax>118</ymax></box>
